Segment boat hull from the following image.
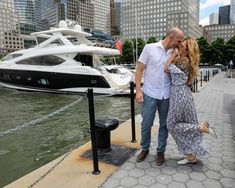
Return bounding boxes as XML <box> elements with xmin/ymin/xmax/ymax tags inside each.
<box><xmin>0</xmin><ymin>69</ymin><xmax>130</xmax><ymax>96</ymax></box>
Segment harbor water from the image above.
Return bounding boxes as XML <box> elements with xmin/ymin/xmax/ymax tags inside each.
<box><xmin>0</xmin><ymin>88</ymin><xmax>140</xmax><ymax>187</ymax></box>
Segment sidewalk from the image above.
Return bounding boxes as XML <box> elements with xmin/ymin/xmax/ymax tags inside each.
<box><xmin>101</xmin><ymin>72</ymin><xmax>235</xmax><ymax>188</ymax></box>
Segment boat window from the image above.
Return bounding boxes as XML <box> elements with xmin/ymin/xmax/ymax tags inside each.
<box><xmin>74</xmin><ymin>54</ymin><xmax>93</xmax><ymax>67</ymax></box>
<box><xmin>1</xmin><ymin>54</ymin><xmax>23</xmax><ymax>61</ymax></box>
<box><xmin>15</xmin><ymin>55</ymin><xmax>65</xmax><ymax>66</ymax></box>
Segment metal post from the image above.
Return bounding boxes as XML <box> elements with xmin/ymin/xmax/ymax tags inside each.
<box><xmin>196</xmin><ymin>78</ymin><xmax>198</xmax><ymax>92</ymax></box>
<box><xmin>200</xmin><ymin>71</ymin><xmax>202</xmax><ymax>87</ymax></box>
<box><xmin>130</xmin><ymin>81</ymin><xmax>137</xmax><ymax>143</ymax></box>
<box><xmin>208</xmin><ymin>70</ymin><xmax>210</xmax><ymax>81</ymax></box>
<box><xmin>87</xmin><ymin>89</ymin><xmax>100</xmax><ymax>175</ymax></box>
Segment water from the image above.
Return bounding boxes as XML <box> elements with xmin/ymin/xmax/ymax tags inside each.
<box><xmin>0</xmin><ymin>88</ymin><xmax>140</xmax><ymax>187</ymax></box>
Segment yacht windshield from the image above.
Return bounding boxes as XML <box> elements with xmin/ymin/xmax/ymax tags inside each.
<box><xmin>1</xmin><ymin>54</ymin><xmax>23</xmax><ymax>61</ymax></box>
<box><xmin>15</xmin><ymin>55</ymin><xmax>65</xmax><ymax>66</ymax></box>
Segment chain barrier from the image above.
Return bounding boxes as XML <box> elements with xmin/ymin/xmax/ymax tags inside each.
<box><xmin>28</xmin><ymin>142</ymin><xmax>80</xmax><ymax>188</ymax></box>
<box><xmin>93</xmin><ymin>85</ymin><xmax>131</xmax><ymax>100</ymax></box>
<box><xmin>0</xmin><ymin>94</ymin><xmax>86</xmax><ymax>137</ymax></box>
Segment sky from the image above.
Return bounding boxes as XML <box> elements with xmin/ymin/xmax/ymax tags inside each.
<box><xmin>199</xmin><ymin>0</ymin><xmax>231</xmax><ymax>25</ymax></box>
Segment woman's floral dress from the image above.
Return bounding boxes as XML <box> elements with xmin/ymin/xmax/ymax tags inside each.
<box><xmin>167</xmin><ymin>64</ymin><xmax>208</xmax><ymax>156</ymax></box>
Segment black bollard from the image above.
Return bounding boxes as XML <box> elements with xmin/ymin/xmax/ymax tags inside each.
<box><xmin>200</xmin><ymin>71</ymin><xmax>202</xmax><ymax>87</ymax></box>
<box><xmin>87</xmin><ymin>89</ymin><xmax>100</xmax><ymax>175</ymax></box>
<box><xmin>130</xmin><ymin>82</ymin><xmax>137</xmax><ymax>143</ymax></box>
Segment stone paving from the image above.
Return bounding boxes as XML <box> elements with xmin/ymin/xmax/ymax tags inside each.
<box><xmin>101</xmin><ymin>72</ymin><xmax>235</xmax><ymax>188</ymax></box>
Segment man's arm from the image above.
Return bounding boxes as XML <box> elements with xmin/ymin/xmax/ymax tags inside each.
<box><xmin>135</xmin><ymin>61</ymin><xmax>145</xmax><ymax>104</ymax></box>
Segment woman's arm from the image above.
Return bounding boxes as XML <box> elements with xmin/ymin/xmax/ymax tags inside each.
<box><xmin>164</xmin><ymin>49</ymin><xmax>180</xmax><ymax>72</ymax></box>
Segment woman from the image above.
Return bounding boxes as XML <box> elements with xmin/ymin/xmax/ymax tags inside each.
<box><xmin>164</xmin><ymin>37</ymin><xmax>217</xmax><ymax>165</ymax></box>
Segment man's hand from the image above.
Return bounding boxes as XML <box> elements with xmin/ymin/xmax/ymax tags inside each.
<box><xmin>135</xmin><ymin>90</ymin><xmax>143</xmax><ymax>104</ymax></box>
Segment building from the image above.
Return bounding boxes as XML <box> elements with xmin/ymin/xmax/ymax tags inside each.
<box><xmin>91</xmin><ymin>0</ymin><xmax>111</xmax><ymax>34</ymax></box>
<box><xmin>41</xmin><ymin>0</ymin><xmax>78</xmax><ymax>30</ymax></box>
<box><xmin>110</xmin><ymin>0</ymin><xmax>121</xmax><ymax>36</ymax></box>
<box><xmin>121</xmin><ymin>0</ymin><xmax>202</xmax><ymax>41</ymax></box>
<box><xmin>14</xmin><ymin>0</ymin><xmax>41</xmax><ymax>34</ymax></box>
<box><xmin>209</xmin><ymin>12</ymin><xmax>219</xmax><ymax>25</ymax></box>
<box><xmin>231</xmin><ymin>0</ymin><xmax>235</xmax><ymax>24</ymax></box>
<box><xmin>77</xmin><ymin>0</ymin><xmax>94</xmax><ymax>30</ymax></box>
<box><xmin>203</xmin><ymin>24</ymin><xmax>235</xmax><ymax>43</ymax></box>
<box><xmin>13</xmin><ymin>0</ymin><xmax>42</xmax><ymax>48</ymax></box>
<box><xmin>41</xmin><ymin>0</ymin><xmax>110</xmax><ymax>34</ymax></box>
<box><xmin>0</xmin><ymin>0</ymin><xmax>23</xmax><ymax>56</ymax></box>
<box><xmin>219</xmin><ymin>5</ymin><xmax>230</xmax><ymax>25</ymax></box>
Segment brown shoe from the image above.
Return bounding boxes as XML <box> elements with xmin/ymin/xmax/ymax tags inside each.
<box><xmin>156</xmin><ymin>152</ymin><xmax>165</xmax><ymax>166</ymax></box>
<box><xmin>136</xmin><ymin>150</ymin><xmax>149</xmax><ymax>162</ymax></box>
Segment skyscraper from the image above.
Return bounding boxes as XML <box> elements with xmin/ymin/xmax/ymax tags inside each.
<box><xmin>121</xmin><ymin>0</ymin><xmax>202</xmax><ymax>41</ymax></box>
<box><xmin>41</xmin><ymin>0</ymin><xmax>110</xmax><ymax>34</ymax></box>
<box><xmin>91</xmin><ymin>0</ymin><xmax>111</xmax><ymax>33</ymax></box>
<box><xmin>111</xmin><ymin>0</ymin><xmax>121</xmax><ymax>35</ymax></box>
<box><xmin>209</xmin><ymin>13</ymin><xmax>219</xmax><ymax>25</ymax></box>
<box><xmin>230</xmin><ymin>0</ymin><xmax>235</xmax><ymax>24</ymax></box>
<box><xmin>219</xmin><ymin>5</ymin><xmax>230</xmax><ymax>25</ymax></box>
<box><xmin>0</xmin><ymin>0</ymin><xmax>23</xmax><ymax>55</ymax></box>
<box><xmin>41</xmin><ymin>0</ymin><xmax>78</xmax><ymax>30</ymax></box>
<box><xmin>14</xmin><ymin>0</ymin><xmax>42</xmax><ymax>34</ymax></box>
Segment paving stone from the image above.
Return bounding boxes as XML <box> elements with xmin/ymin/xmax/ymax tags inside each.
<box><xmin>102</xmin><ymin>177</ymin><xmax>120</xmax><ymax>188</ymax></box>
<box><xmin>144</xmin><ymin>167</ymin><xmax>161</xmax><ymax>177</ymax></box>
<box><xmin>189</xmin><ymin>171</ymin><xmax>207</xmax><ymax>181</ymax></box>
<box><xmin>121</xmin><ymin>162</ymin><xmax>135</xmax><ymax>170</ymax></box>
<box><xmin>220</xmin><ymin>169</ymin><xmax>235</xmax><ymax>178</ymax></box>
<box><xmin>155</xmin><ymin>174</ymin><xmax>173</xmax><ymax>184</ymax></box>
<box><xmin>220</xmin><ymin>178</ymin><xmax>235</xmax><ymax>187</ymax></box>
<box><xmin>120</xmin><ymin>177</ymin><xmax>138</xmax><ymax>187</ymax></box>
<box><xmin>136</xmin><ymin>161</ymin><xmax>151</xmax><ymax>169</ymax></box>
<box><xmin>129</xmin><ymin>168</ymin><xmax>145</xmax><ymax>178</ymax></box>
<box><xmin>203</xmin><ymin>178</ymin><xmax>223</xmax><ymax>188</ymax></box>
<box><xmin>186</xmin><ymin>180</ymin><xmax>205</xmax><ymax>188</ymax></box>
<box><xmin>149</xmin><ymin>183</ymin><xmax>167</xmax><ymax>188</ymax></box>
<box><xmin>206</xmin><ymin>163</ymin><xmax>223</xmax><ymax>171</ymax></box>
<box><xmin>113</xmin><ymin>169</ymin><xmax>128</xmax><ymax>179</ymax></box>
<box><xmin>168</xmin><ymin>182</ymin><xmax>186</xmax><ymax>188</ymax></box>
<box><xmin>176</xmin><ymin>165</ymin><xmax>193</xmax><ymax>173</ymax></box>
<box><xmin>172</xmin><ymin>173</ymin><xmax>189</xmax><ymax>182</ymax></box>
<box><xmin>138</xmin><ymin>175</ymin><xmax>155</xmax><ymax>186</ymax></box>
<box><xmin>205</xmin><ymin>170</ymin><xmax>222</xmax><ymax>180</ymax></box>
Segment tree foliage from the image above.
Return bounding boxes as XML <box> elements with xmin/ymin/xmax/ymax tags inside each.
<box><xmin>121</xmin><ymin>35</ymin><xmax>235</xmax><ymax>66</ymax></box>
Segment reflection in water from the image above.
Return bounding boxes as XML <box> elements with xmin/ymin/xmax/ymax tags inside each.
<box><xmin>0</xmin><ymin>88</ymin><xmax>140</xmax><ymax>187</ymax></box>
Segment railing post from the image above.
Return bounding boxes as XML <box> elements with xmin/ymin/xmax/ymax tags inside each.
<box><xmin>87</xmin><ymin>89</ymin><xmax>100</xmax><ymax>175</ymax></box>
<box><xmin>200</xmin><ymin>71</ymin><xmax>202</xmax><ymax>87</ymax></box>
<box><xmin>130</xmin><ymin>81</ymin><xmax>137</xmax><ymax>143</ymax></box>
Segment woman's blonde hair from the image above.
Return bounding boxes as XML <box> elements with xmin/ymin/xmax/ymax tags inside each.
<box><xmin>185</xmin><ymin>37</ymin><xmax>200</xmax><ymax>82</ymax></box>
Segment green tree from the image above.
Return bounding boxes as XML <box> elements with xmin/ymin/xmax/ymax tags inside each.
<box><xmin>147</xmin><ymin>36</ymin><xmax>157</xmax><ymax>44</ymax></box>
<box><xmin>197</xmin><ymin>37</ymin><xmax>210</xmax><ymax>65</ymax></box>
<box><xmin>137</xmin><ymin>38</ymin><xmax>146</xmax><ymax>57</ymax></box>
<box><xmin>121</xmin><ymin>39</ymin><xmax>135</xmax><ymax>63</ymax></box>
<box><xmin>210</xmin><ymin>38</ymin><xmax>225</xmax><ymax>65</ymax></box>
<box><xmin>225</xmin><ymin>35</ymin><xmax>235</xmax><ymax>64</ymax></box>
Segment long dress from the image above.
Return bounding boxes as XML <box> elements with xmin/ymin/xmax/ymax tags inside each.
<box><xmin>167</xmin><ymin>64</ymin><xmax>208</xmax><ymax>156</ymax></box>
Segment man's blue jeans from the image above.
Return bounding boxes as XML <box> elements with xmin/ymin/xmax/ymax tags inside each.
<box><xmin>141</xmin><ymin>93</ymin><xmax>169</xmax><ymax>153</ymax></box>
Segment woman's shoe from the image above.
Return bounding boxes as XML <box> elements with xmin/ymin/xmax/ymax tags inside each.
<box><xmin>208</xmin><ymin>126</ymin><xmax>217</xmax><ymax>138</ymax></box>
<box><xmin>199</xmin><ymin>121</ymin><xmax>217</xmax><ymax>138</ymax></box>
<box><xmin>177</xmin><ymin>158</ymin><xmax>197</xmax><ymax>165</ymax></box>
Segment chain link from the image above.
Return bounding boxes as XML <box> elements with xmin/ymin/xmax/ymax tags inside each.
<box><xmin>0</xmin><ymin>94</ymin><xmax>86</xmax><ymax>137</ymax></box>
<box><xmin>28</xmin><ymin>142</ymin><xmax>80</xmax><ymax>188</ymax></box>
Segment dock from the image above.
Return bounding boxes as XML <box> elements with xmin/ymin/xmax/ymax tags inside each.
<box><xmin>5</xmin><ymin>72</ymin><xmax>235</xmax><ymax>188</ymax></box>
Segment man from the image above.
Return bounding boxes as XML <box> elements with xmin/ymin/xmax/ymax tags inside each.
<box><xmin>135</xmin><ymin>27</ymin><xmax>184</xmax><ymax>166</ymax></box>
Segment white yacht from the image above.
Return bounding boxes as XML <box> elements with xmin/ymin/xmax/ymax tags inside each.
<box><xmin>0</xmin><ymin>21</ymin><xmax>133</xmax><ymax>96</ymax></box>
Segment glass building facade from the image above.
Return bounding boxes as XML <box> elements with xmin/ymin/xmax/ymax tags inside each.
<box><xmin>231</xmin><ymin>0</ymin><xmax>235</xmax><ymax>24</ymax></box>
<box><xmin>14</xmin><ymin>0</ymin><xmax>41</xmax><ymax>34</ymax></box>
<box><xmin>219</xmin><ymin>5</ymin><xmax>230</xmax><ymax>25</ymax></box>
<box><xmin>0</xmin><ymin>0</ymin><xmax>23</xmax><ymax>55</ymax></box>
<box><xmin>121</xmin><ymin>0</ymin><xmax>202</xmax><ymax>41</ymax></box>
